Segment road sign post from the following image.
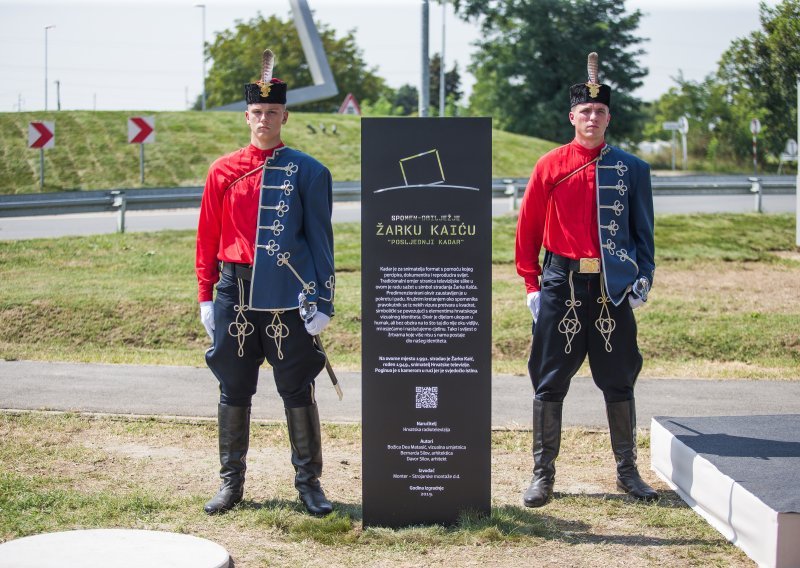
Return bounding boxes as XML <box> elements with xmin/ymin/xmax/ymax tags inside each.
<box><xmin>109</xmin><ymin>190</ymin><xmax>127</xmax><ymax>233</ymax></box>
<box><xmin>128</xmin><ymin>116</ymin><xmax>155</xmax><ymax>184</ymax></box>
<box><xmin>796</xmin><ymin>75</ymin><xmax>799</xmax><ymax>247</ymax></box>
<box><xmin>662</xmin><ymin>121</ymin><xmax>680</xmax><ymax>171</ymax></box>
<box><xmin>678</xmin><ymin>116</ymin><xmax>689</xmax><ymax>170</ymax></box>
<box><xmin>750</xmin><ymin>118</ymin><xmax>761</xmax><ymax>177</ymax></box>
<box><xmin>671</xmin><ymin>130</ymin><xmax>676</xmax><ymax>170</ymax></box>
<box><xmin>750</xmin><ymin>118</ymin><xmax>762</xmax><ymax>213</ymax></box>
<box><xmin>28</xmin><ymin>121</ymin><xmax>55</xmax><ymax>189</ymax></box>
<box><xmin>778</xmin><ymin>139</ymin><xmax>797</xmax><ymax>174</ymax></box>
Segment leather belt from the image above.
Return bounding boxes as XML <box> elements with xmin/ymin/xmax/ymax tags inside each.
<box><xmin>221</xmin><ymin>261</ymin><xmax>252</xmax><ymax>281</ymax></box>
<box><xmin>548</xmin><ymin>251</ymin><xmax>601</xmax><ymax>274</ymax></box>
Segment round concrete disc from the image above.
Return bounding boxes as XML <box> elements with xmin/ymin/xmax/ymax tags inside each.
<box><xmin>0</xmin><ymin>529</ymin><xmax>230</xmax><ymax>568</ymax></box>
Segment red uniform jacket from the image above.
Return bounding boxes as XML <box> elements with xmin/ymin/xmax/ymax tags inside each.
<box><xmin>515</xmin><ymin>139</ymin><xmax>603</xmax><ymax>293</ymax></box>
<box><xmin>195</xmin><ymin>143</ymin><xmax>282</xmax><ymax>303</ymax></box>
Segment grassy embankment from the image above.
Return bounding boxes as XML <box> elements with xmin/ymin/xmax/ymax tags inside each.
<box><xmin>1</xmin><ymin>213</ymin><xmax>798</xmax><ymax>379</ymax></box>
<box><xmin>0</xmin><ymin>110</ymin><xmax>553</xmax><ymax>193</ymax></box>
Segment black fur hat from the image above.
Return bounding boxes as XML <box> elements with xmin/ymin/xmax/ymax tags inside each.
<box><xmin>569</xmin><ymin>52</ymin><xmax>611</xmax><ymax>108</ymax></box>
<box><xmin>244</xmin><ymin>49</ymin><xmax>287</xmax><ymax>104</ymax></box>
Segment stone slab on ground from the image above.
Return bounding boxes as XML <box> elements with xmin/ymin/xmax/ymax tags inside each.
<box><xmin>0</xmin><ymin>529</ymin><xmax>229</xmax><ymax>568</ymax></box>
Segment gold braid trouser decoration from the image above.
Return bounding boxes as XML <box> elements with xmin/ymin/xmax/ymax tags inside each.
<box><xmin>225</xmin><ymin>279</ymin><xmax>290</xmax><ymax>360</ymax></box>
<box><xmin>556</xmin><ymin>271</ymin><xmax>617</xmax><ymax>354</ymax></box>
<box><xmin>265</xmin><ymin>311</ymin><xmax>289</xmax><ymax>360</ymax></box>
<box><xmin>594</xmin><ymin>276</ymin><xmax>616</xmax><ymax>353</ymax></box>
<box><xmin>227</xmin><ymin>278</ymin><xmax>255</xmax><ymax>358</ymax></box>
<box><xmin>557</xmin><ymin>272</ymin><xmax>582</xmax><ymax>354</ymax></box>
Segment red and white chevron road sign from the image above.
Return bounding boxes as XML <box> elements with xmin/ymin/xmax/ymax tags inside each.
<box><xmin>127</xmin><ymin>116</ymin><xmax>155</xmax><ymax>144</ymax></box>
<box><xmin>28</xmin><ymin>121</ymin><xmax>55</xmax><ymax>149</ymax></box>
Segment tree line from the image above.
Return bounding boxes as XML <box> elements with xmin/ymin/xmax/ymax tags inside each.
<box><xmin>199</xmin><ymin>1</ymin><xmax>799</xmax><ymax>170</ymax></box>
<box><xmin>199</xmin><ymin>13</ymin><xmax>463</xmax><ymax>117</ymax></box>
<box><xmin>644</xmin><ymin>1</ymin><xmax>799</xmax><ymax>167</ymax></box>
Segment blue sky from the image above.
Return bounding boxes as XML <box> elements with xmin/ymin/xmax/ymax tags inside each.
<box><xmin>0</xmin><ymin>0</ymin><xmax>776</xmax><ymax>112</ymax></box>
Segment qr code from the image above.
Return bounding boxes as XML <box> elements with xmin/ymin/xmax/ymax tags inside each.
<box><xmin>415</xmin><ymin>386</ymin><xmax>438</xmax><ymax>409</ymax></box>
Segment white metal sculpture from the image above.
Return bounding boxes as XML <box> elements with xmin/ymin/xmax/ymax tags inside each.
<box><xmin>212</xmin><ymin>0</ymin><xmax>338</xmax><ymax>110</ymax></box>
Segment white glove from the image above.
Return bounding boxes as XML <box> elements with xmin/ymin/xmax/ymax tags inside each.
<box><xmin>200</xmin><ymin>301</ymin><xmax>214</xmax><ymax>340</ymax></box>
<box><xmin>628</xmin><ymin>276</ymin><xmax>650</xmax><ymax>309</ymax></box>
<box><xmin>527</xmin><ymin>291</ymin><xmax>541</xmax><ymax>322</ymax></box>
<box><xmin>304</xmin><ymin>312</ymin><xmax>331</xmax><ymax>336</ymax></box>
<box><xmin>628</xmin><ymin>294</ymin><xmax>646</xmax><ymax>309</ymax></box>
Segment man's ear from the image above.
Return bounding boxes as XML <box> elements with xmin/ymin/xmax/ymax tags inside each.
<box><xmin>282</xmin><ymin>110</ymin><xmax>289</xmax><ymax>125</ymax></box>
<box><xmin>568</xmin><ymin>111</ymin><xmax>576</xmax><ymax>125</ymax></box>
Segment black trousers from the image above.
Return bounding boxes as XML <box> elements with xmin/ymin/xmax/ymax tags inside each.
<box><xmin>205</xmin><ymin>271</ymin><xmax>326</xmax><ymax>408</ymax></box>
<box><xmin>528</xmin><ymin>263</ymin><xmax>643</xmax><ymax>403</ymax></box>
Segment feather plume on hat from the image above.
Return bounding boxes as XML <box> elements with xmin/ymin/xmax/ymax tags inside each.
<box><xmin>258</xmin><ymin>50</ymin><xmax>275</xmax><ymax>98</ymax></box>
<box><xmin>587</xmin><ymin>52</ymin><xmax>599</xmax><ymax>84</ymax></box>
<box><xmin>243</xmin><ymin>47</ymin><xmax>288</xmax><ymax>104</ymax></box>
<box><xmin>569</xmin><ymin>51</ymin><xmax>611</xmax><ymax>108</ymax></box>
<box><xmin>585</xmin><ymin>52</ymin><xmax>600</xmax><ymax>98</ymax></box>
<box><xmin>261</xmin><ymin>49</ymin><xmax>274</xmax><ymax>84</ymax></box>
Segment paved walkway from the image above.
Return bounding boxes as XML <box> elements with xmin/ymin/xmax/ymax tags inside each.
<box><xmin>1</xmin><ymin>361</ymin><xmax>799</xmax><ymax>429</ymax></box>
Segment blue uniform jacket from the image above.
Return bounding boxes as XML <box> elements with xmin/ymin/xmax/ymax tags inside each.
<box><xmin>249</xmin><ymin>146</ymin><xmax>335</xmax><ymax>316</ymax></box>
<box><xmin>596</xmin><ymin>145</ymin><xmax>655</xmax><ymax>306</ymax></box>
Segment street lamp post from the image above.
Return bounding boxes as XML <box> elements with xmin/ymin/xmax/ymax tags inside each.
<box><xmin>796</xmin><ymin>75</ymin><xmax>799</xmax><ymax>247</ymax></box>
<box><xmin>196</xmin><ymin>4</ymin><xmax>206</xmax><ymax>111</ymax></box>
<box><xmin>439</xmin><ymin>0</ymin><xmax>446</xmax><ymax>117</ymax></box>
<box><xmin>44</xmin><ymin>25</ymin><xmax>55</xmax><ymax>111</ymax></box>
<box><xmin>420</xmin><ymin>0</ymin><xmax>429</xmax><ymax>117</ymax></box>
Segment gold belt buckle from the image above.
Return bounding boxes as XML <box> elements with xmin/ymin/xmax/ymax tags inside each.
<box><xmin>579</xmin><ymin>258</ymin><xmax>601</xmax><ymax>273</ymax></box>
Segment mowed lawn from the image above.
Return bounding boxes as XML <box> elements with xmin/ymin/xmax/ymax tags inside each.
<box><xmin>0</xmin><ymin>212</ymin><xmax>798</xmax><ymax>379</ymax></box>
<box><xmin>0</xmin><ymin>413</ymin><xmax>753</xmax><ymax>567</ymax></box>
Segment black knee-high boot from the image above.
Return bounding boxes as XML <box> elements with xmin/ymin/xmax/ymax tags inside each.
<box><xmin>204</xmin><ymin>404</ymin><xmax>250</xmax><ymax>514</ymax></box>
<box><xmin>606</xmin><ymin>399</ymin><xmax>659</xmax><ymax>501</ymax></box>
<box><xmin>285</xmin><ymin>404</ymin><xmax>333</xmax><ymax>516</ymax></box>
<box><xmin>523</xmin><ymin>399</ymin><xmax>563</xmax><ymax>508</ymax></box>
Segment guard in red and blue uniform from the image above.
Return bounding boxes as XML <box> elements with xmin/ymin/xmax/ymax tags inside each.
<box><xmin>196</xmin><ymin>49</ymin><xmax>335</xmax><ymax>517</ymax></box>
<box><xmin>515</xmin><ymin>52</ymin><xmax>658</xmax><ymax>507</ymax></box>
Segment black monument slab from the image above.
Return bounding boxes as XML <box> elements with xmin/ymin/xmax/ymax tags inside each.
<box><xmin>361</xmin><ymin>117</ymin><xmax>492</xmax><ymax>528</ymax></box>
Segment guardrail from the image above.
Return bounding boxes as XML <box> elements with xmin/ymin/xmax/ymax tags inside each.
<box><xmin>0</xmin><ymin>176</ymin><xmax>795</xmax><ymax>231</ymax></box>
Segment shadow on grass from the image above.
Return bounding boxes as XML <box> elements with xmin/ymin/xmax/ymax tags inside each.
<box><xmin>548</xmin><ymin>489</ymin><xmax>722</xmax><ymax>547</ymax></box>
<box><xmin>237</xmin><ymin>497</ymin><xmax>303</xmax><ymax>512</ymax></box>
<box><xmin>237</xmin><ymin>497</ymin><xmax>360</xmax><ymax>517</ymax></box>
<box><xmin>226</xmin><ymin>490</ymin><xmax>718</xmax><ymax>548</ymax></box>
<box><xmin>554</xmin><ymin>489</ymin><xmax>688</xmax><ymax>508</ymax></box>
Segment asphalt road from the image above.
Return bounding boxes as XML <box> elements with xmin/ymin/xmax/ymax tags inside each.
<box><xmin>0</xmin><ymin>194</ymin><xmax>795</xmax><ymax>240</ymax></box>
<box><xmin>2</xmin><ymin>360</ymin><xmax>799</xmax><ymax>429</ymax></box>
